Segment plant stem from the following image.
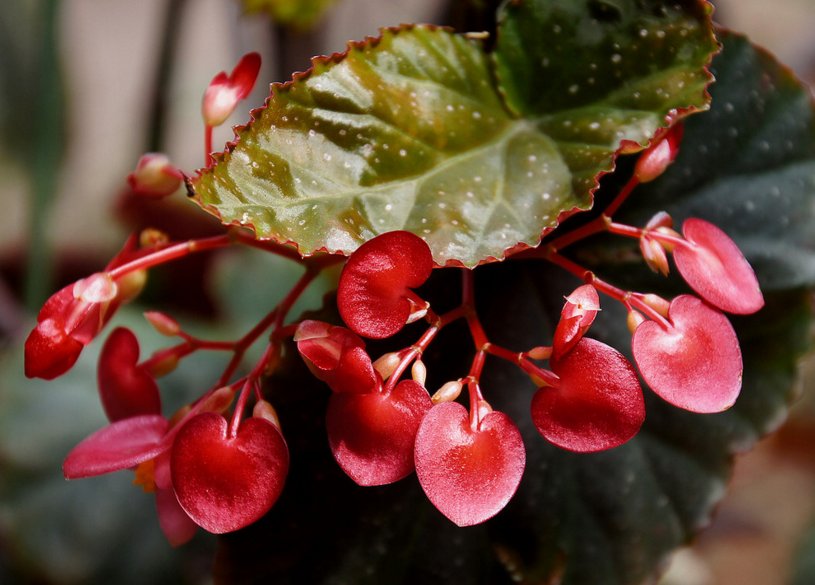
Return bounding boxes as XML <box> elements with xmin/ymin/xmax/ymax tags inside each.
<box><xmin>25</xmin><ymin>0</ymin><xmax>63</xmax><ymax>310</ymax></box>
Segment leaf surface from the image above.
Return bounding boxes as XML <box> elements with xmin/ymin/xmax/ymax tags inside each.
<box><xmin>191</xmin><ymin>1</ymin><xmax>715</xmax><ymax>267</ymax></box>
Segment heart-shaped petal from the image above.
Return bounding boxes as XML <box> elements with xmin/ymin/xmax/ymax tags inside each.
<box><xmin>632</xmin><ymin>294</ymin><xmax>742</xmax><ymax>413</ymax></box>
<box><xmin>98</xmin><ymin>327</ymin><xmax>162</xmax><ymax>422</ymax></box>
<box><xmin>327</xmin><ymin>379</ymin><xmax>431</xmax><ymax>485</ymax></box>
<box><xmin>63</xmin><ymin>415</ymin><xmax>169</xmax><ymax>479</ymax></box>
<box><xmin>533</xmin><ymin>338</ymin><xmax>644</xmax><ymax>453</ymax></box>
<box><xmin>171</xmin><ymin>413</ymin><xmax>289</xmax><ymax>534</ymax></box>
<box><xmin>673</xmin><ymin>218</ymin><xmax>764</xmax><ymax>314</ymax></box>
<box><xmin>414</xmin><ymin>402</ymin><xmax>525</xmax><ymax>527</ymax></box>
<box><xmin>337</xmin><ymin>231</ymin><xmax>433</xmax><ymax>339</ymax></box>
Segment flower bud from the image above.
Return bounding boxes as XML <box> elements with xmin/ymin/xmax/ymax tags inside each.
<box><xmin>627</xmin><ymin>310</ymin><xmax>646</xmax><ymax>334</ymax></box>
<box><xmin>640</xmin><ymin>293</ymin><xmax>671</xmax><ymax>317</ymax></box>
<box><xmin>431</xmin><ymin>380</ymin><xmax>463</xmax><ymax>404</ymax></box>
<box><xmin>140</xmin><ymin>228</ymin><xmax>170</xmax><ymax>248</ymax></box>
<box><xmin>373</xmin><ymin>352</ymin><xmax>401</xmax><ymax>380</ymax></box>
<box><xmin>201</xmin><ymin>52</ymin><xmax>261</xmax><ymax>127</ymax></box>
<box><xmin>127</xmin><ymin>153</ymin><xmax>183</xmax><ymax>198</ymax></box>
<box><xmin>144</xmin><ymin>311</ymin><xmax>181</xmax><ymax>337</ymax></box>
<box><xmin>199</xmin><ymin>387</ymin><xmax>236</xmax><ymax>415</ymax></box>
<box><xmin>639</xmin><ymin>237</ymin><xmax>670</xmax><ymax>276</ymax></box>
<box><xmin>411</xmin><ymin>359</ymin><xmax>427</xmax><ymax>386</ymax></box>
<box><xmin>634</xmin><ymin>124</ymin><xmax>684</xmax><ymax>183</ymax></box>
<box><xmin>253</xmin><ymin>399</ymin><xmax>282</xmax><ymax>430</ymax></box>
<box><xmin>147</xmin><ymin>352</ymin><xmax>179</xmax><ymax>378</ymax></box>
<box><xmin>526</xmin><ymin>346</ymin><xmax>552</xmax><ymax>361</ymax></box>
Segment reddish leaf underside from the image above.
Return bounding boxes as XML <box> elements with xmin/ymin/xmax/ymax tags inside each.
<box><xmin>414</xmin><ymin>401</ymin><xmax>525</xmax><ymax>526</ymax></box>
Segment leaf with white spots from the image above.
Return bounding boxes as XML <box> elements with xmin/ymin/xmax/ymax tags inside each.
<box><xmin>191</xmin><ymin>6</ymin><xmax>716</xmax><ymax>267</ymax></box>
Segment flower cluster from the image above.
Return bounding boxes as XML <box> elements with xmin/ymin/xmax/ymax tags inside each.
<box><xmin>23</xmin><ymin>54</ymin><xmax>764</xmax><ymax>541</ymax></box>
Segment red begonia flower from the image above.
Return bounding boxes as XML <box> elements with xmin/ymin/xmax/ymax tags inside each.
<box><xmin>171</xmin><ymin>412</ymin><xmax>289</xmax><ymax>534</ymax></box>
<box><xmin>337</xmin><ymin>231</ymin><xmax>433</xmax><ymax>339</ymax></box>
<box><xmin>632</xmin><ymin>294</ymin><xmax>742</xmax><ymax>413</ymax></box>
<box><xmin>63</xmin><ymin>414</ymin><xmax>169</xmax><ymax>479</ymax></box>
<box><xmin>326</xmin><ymin>379</ymin><xmax>431</xmax><ymax>486</ymax></box>
<box><xmin>98</xmin><ymin>327</ymin><xmax>162</xmax><ymax>422</ymax></box>
<box><xmin>552</xmin><ymin>284</ymin><xmax>600</xmax><ymax>359</ymax></box>
<box><xmin>532</xmin><ymin>337</ymin><xmax>644</xmax><ymax>452</ymax></box>
<box><xmin>414</xmin><ymin>401</ymin><xmax>525</xmax><ymax>526</ymax></box>
<box><xmin>673</xmin><ymin>218</ymin><xmax>764</xmax><ymax>315</ymax></box>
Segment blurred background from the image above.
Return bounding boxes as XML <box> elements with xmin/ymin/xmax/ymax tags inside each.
<box><xmin>0</xmin><ymin>0</ymin><xmax>813</xmax><ymax>583</ymax></box>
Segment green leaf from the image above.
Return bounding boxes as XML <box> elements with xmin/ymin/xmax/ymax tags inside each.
<box><xmin>191</xmin><ymin>2</ymin><xmax>715</xmax><ymax>268</ymax></box>
<box><xmin>494</xmin><ymin>0</ymin><xmax>716</xmax><ymax>118</ymax></box>
<box><xmin>610</xmin><ymin>32</ymin><xmax>815</xmax><ymax>292</ymax></box>
<box><xmin>239</xmin><ymin>0</ymin><xmax>336</xmax><ymax>29</ymax></box>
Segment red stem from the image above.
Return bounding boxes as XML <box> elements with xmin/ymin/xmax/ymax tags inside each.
<box><xmin>205</xmin><ymin>125</ymin><xmax>213</xmax><ymax>167</ymax></box>
<box><xmin>108</xmin><ymin>234</ymin><xmax>233</xmax><ymax>280</ymax></box>
<box><xmin>546</xmin><ymin>249</ymin><xmax>671</xmax><ymax>329</ymax></box>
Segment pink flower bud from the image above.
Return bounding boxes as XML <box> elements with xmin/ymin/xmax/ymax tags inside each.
<box><xmin>201</xmin><ymin>52</ymin><xmax>261</xmax><ymax>127</ymax></box>
<box><xmin>634</xmin><ymin>124</ymin><xmax>684</xmax><ymax>183</ymax></box>
<box><xmin>127</xmin><ymin>153</ymin><xmax>183</xmax><ymax>198</ymax></box>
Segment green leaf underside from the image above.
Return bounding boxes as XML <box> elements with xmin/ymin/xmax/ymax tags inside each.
<box><xmin>192</xmin><ymin>3</ymin><xmax>715</xmax><ymax>267</ymax></box>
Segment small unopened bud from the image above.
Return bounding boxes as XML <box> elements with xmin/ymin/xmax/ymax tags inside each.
<box><xmin>654</xmin><ymin>226</ymin><xmax>683</xmax><ymax>252</ymax></box>
<box><xmin>144</xmin><ymin>311</ymin><xmax>181</xmax><ymax>336</ymax></box>
<box><xmin>526</xmin><ymin>346</ymin><xmax>552</xmax><ymax>361</ymax></box>
<box><xmin>253</xmin><ymin>399</ymin><xmax>282</xmax><ymax>430</ymax></box>
<box><xmin>373</xmin><ymin>352</ymin><xmax>401</xmax><ymax>380</ymax></box>
<box><xmin>140</xmin><ymin>228</ymin><xmax>170</xmax><ymax>248</ymax></box>
<box><xmin>406</xmin><ymin>300</ymin><xmax>429</xmax><ymax>324</ymax></box>
<box><xmin>641</xmin><ymin>293</ymin><xmax>670</xmax><ymax>317</ymax></box>
<box><xmin>147</xmin><ymin>352</ymin><xmax>179</xmax><ymax>378</ymax></box>
<box><xmin>431</xmin><ymin>380</ymin><xmax>463</xmax><ymax>404</ymax></box>
<box><xmin>202</xmin><ymin>52</ymin><xmax>261</xmax><ymax>127</ymax></box>
<box><xmin>127</xmin><ymin>153</ymin><xmax>183</xmax><ymax>198</ymax></box>
<box><xmin>645</xmin><ymin>211</ymin><xmax>674</xmax><ymax>230</ymax></box>
<box><xmin>116</xmin><ymin>269</ymin><xmax>147</xmax><ymax>303</ymax></box>
<box><xmin>640</xmin><ymin>237</ymin><xmax>670</xmax><ymax>276</ymax></box>
<box><xmin>411</xmin><ymin>359</ymin><xmax>427</xmax><ymax>386</ymax></box>
<box><xmin>475</xmin><ymin>400</ymin><xmax>493</xmax><ymax>424</ymax></box>
<box><xmin>199</xmin><ymin>386</ymin><xmax>235</xmax><ymax>414</ymax></box>
<box><xmin>627</xmin><ymin>309</ymin><xmax>646</xmax><ymax>334</ymax></box>
<box><xmin>634</xmin><ymin>124</ymin><xmax>684</xmax><ymax>183</ymax></box>
<box><xmin>74</xmin><ymin>273</ymin><xmax>118</xmax><ymax>304</ymax></box>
